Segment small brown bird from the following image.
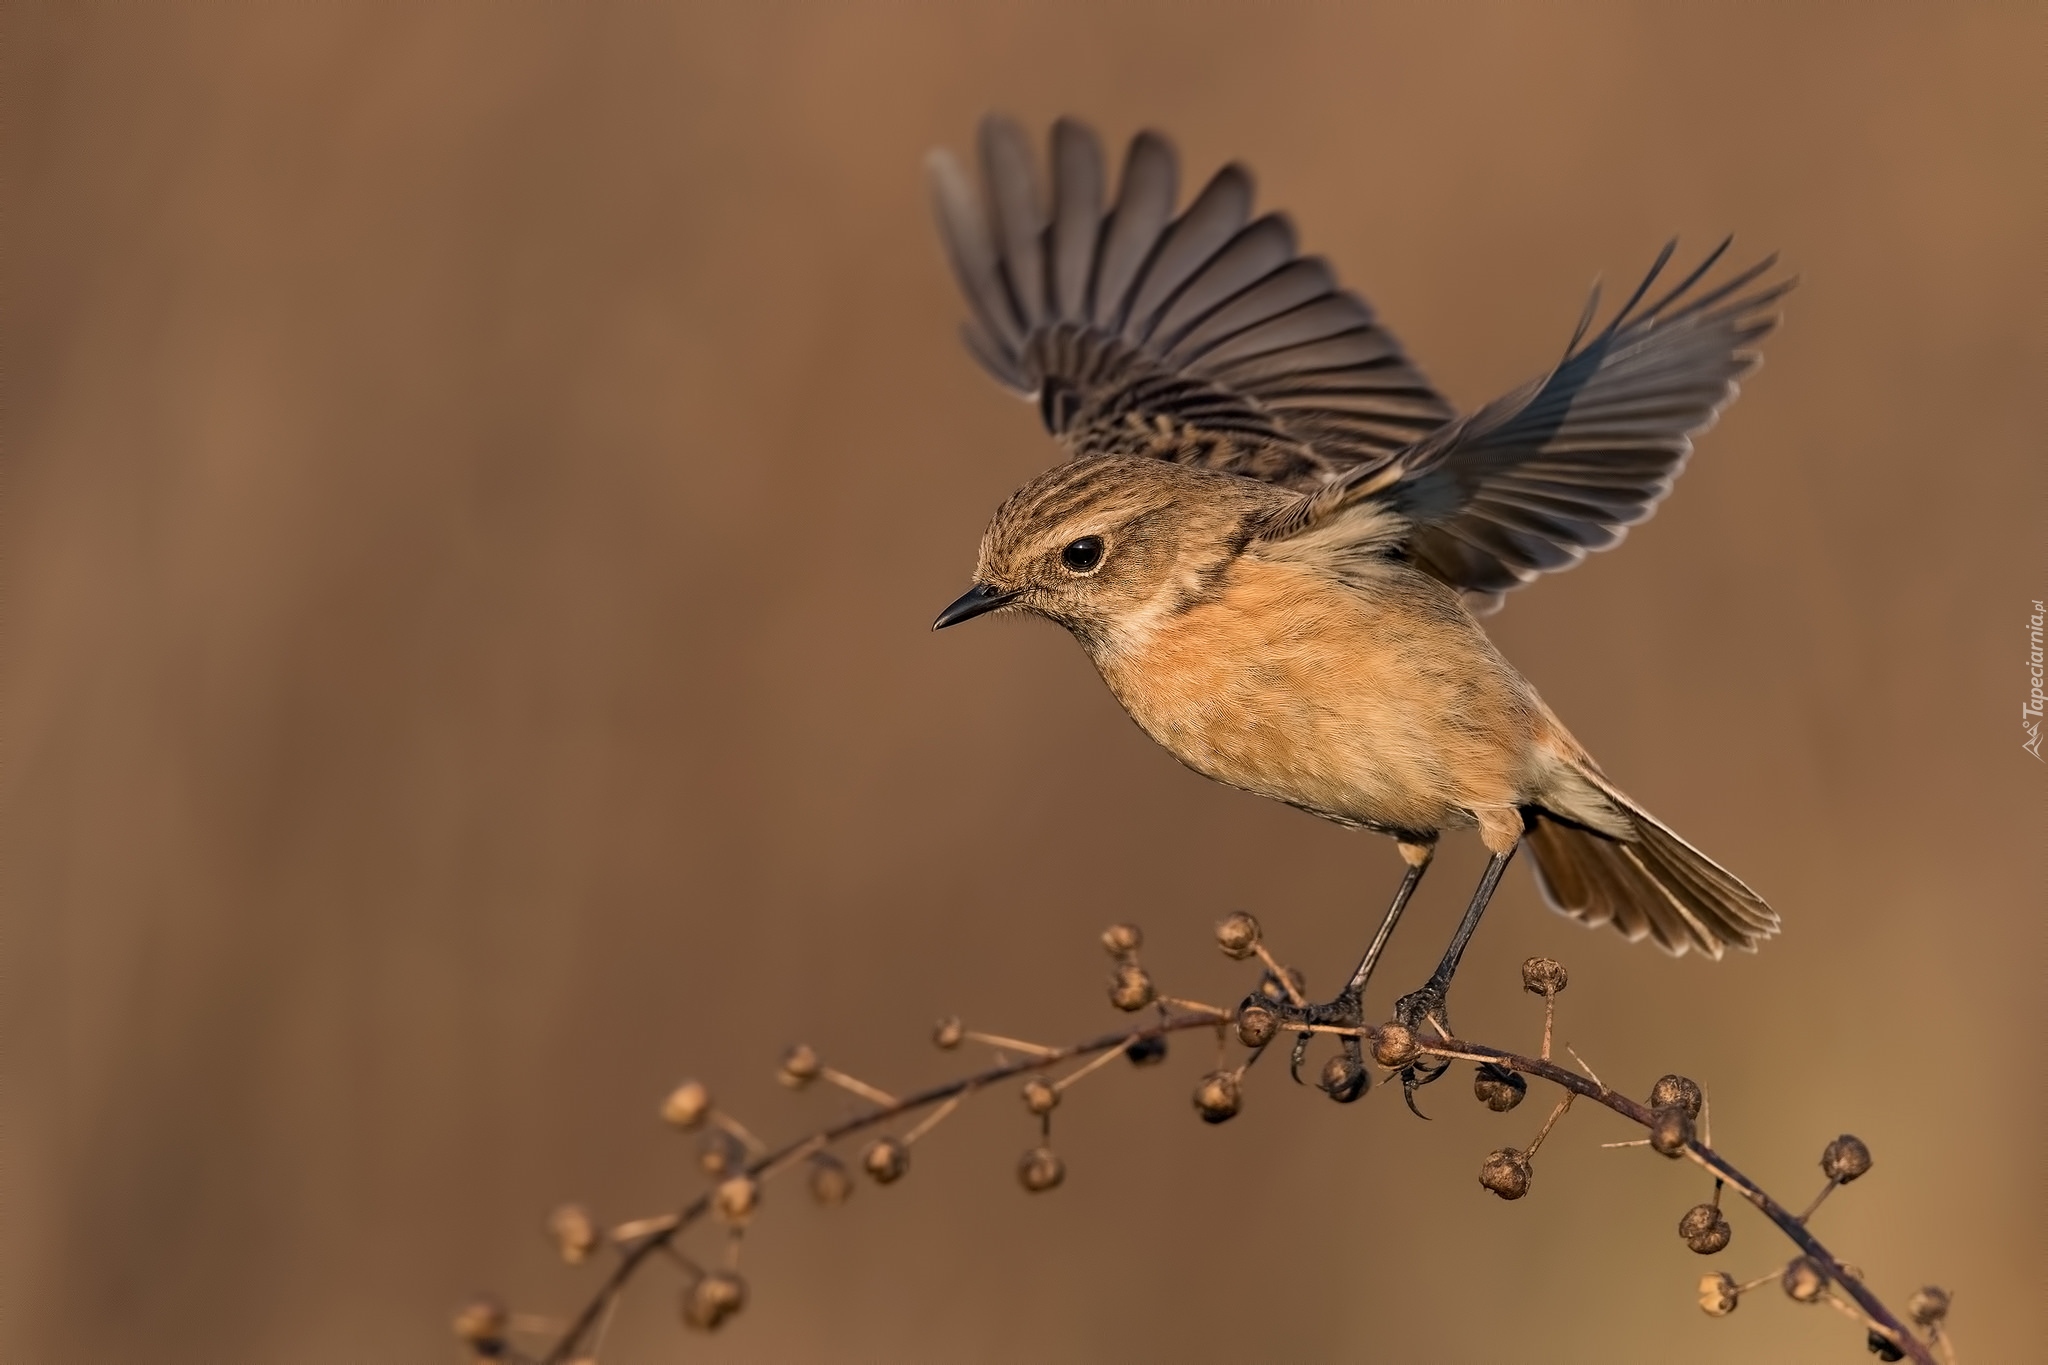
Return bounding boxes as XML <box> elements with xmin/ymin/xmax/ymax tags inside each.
<box><xmin>927</xmin><ymin>116</ymin><xmax>1785</xmax><ymax>1095</ymax></box>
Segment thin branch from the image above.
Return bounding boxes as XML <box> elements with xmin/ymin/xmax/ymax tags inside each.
<box><xmin>538</xmin><ymin>1007</ymin><xmax>1932</xmax><ymax>1365</ymax></box>
<box><xmin>538</xmin><ymin>1010</ymin><xmax>1227</xmax><ymax>1364</ymax></box>
<box><xmin>1410</xmin><ymin>1033</ymin><xmax>1935</xmax><ymax>1365</ymax></box>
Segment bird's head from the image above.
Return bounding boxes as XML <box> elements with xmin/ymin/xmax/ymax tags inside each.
<box><xmin>933</xmin><ymin>456</ymin><xmax>1276</xmax><ymax>653</ymax></box>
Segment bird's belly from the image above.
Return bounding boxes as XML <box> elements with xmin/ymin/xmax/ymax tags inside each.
<box><xmin>1091</xmin><ymin>580</ymin><xmax>1531</xmax><ymax>835</ymax></box>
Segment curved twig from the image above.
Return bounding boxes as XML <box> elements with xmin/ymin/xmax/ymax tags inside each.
<box><xmin>535</xmin><ymin>1007</ymin><xmax>1933</xmax><ymax>1365</ymax></box>
<box><xmin>539</xmin><ymin>1009</ymin><xmax>1230</xmax><ymax>1364</ymax></box>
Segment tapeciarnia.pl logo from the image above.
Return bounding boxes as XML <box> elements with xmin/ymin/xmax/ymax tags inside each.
<box><xmin>2026</xmin><ymin>599</ymin><xmax>2045</xmax><ymax>760</ymax></box>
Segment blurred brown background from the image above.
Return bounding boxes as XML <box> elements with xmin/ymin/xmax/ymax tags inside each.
<box><xmin>5</xmin><ymin>4</ymin><xmax>2041</xmax><ymax>1362</ymax></box>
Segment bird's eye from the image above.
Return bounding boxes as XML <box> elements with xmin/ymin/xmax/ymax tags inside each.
<box><xmin>1060</xmin><ymin>536</ymin><xmax>1104</xmax><ymax>574</ymax></box>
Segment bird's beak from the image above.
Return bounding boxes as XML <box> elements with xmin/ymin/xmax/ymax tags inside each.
<box><xmin>932</xmin><ymin>583</ymin><xmax>1021</xmax><ymax>630</ymax></box>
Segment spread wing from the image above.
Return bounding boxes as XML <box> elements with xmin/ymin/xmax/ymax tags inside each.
<box><xmin>929</xmin><ymin>115</ymin><xmax>1454</xmax><ymax>489</ymax></box>
<box><xmin>1265</xmin><ymin>241</ymin><xmax>1792</xmax><ymax>612</ymax></box>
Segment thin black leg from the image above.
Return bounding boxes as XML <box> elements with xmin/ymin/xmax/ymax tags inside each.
<box><xmin>1392</xmin><ymin>844</ymin><xmax>1517</xmax><ymax>1116</ymax></box>
<box><xmin>1286</xmin><ymin>845</ymin><xmax>1435</xmax><ymax>1088</ymax></box>
<box><xmin>1343</xmin><ymin>847</ymin><xmax>1433</xmax><ymax>1003</ymax></box>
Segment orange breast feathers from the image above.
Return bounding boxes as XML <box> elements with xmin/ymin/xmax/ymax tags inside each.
<box><xmin>1089</xmin><ymin>555</ymin><xmax>1544</xmax><ymax>833</ymax></box>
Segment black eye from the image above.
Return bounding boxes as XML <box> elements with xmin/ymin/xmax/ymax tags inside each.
<box><xmin>1060</xmin><ymin>536</ymin><xmax>1104</xmax><ymax>573</ymax></box>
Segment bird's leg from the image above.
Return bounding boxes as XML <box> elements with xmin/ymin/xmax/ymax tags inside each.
<box><xmin>1393</xmin><ymin>838</ymin><xmax>1519</xmax><ymax>1115</ymax></box>
<box><xmin>1286</xmin><ymin>841</ymin><xmax>1435</xmax><ymax>1085</ymax></box>
<box><xmin>1343</xmin><ymin>840</ymin><xmax>1436</xmax><ymax>1005</ymax></box>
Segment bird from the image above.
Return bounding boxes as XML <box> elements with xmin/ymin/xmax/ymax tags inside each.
<box><xmin>925</xmin><ymin>115</ymin><xmax>1786</xmax><ymax>1100</ymax></box>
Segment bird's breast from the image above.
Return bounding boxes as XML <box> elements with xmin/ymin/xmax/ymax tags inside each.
<box><xmin>1087</xmin><ymin>558</ymin><xmax>1537</xmax><ymax>833</ymax></box>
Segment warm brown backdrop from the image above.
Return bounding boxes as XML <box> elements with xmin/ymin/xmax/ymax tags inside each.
<box><xmin>5</xmin><ymin>4</ymin><xmax>2041</xmax><ymax>1362</ymax></box>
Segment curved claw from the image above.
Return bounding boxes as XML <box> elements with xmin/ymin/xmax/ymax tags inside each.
<box><xmin>1288</xmin><ymin>1030</ymin><xmax>1312</xmax><ymax>1084</ymax></box>
<box><xmin>1398</xmin><ymin>1055</ymin><xmax>1451</xmax><ymax>1118</ymax></box>
<box><xmin>1400</xmin><ymin>1066</ymin><xmax>1431</xmax><ymax>1119</ymax></box>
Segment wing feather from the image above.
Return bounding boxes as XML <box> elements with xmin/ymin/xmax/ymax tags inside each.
<box><xmin>929</xmin><ymin>115</ymin><xmax>1453</xmax><ymax>485</ymax></box>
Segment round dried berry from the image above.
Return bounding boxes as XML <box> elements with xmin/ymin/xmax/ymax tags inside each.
<box><xmin>1021</xmin><ymin>1075</ymin><xmax>1059</xmax><ymax>1116</ymax></box>
<box><xmin>862</xmin><ymin>1137</ymin><xmax>909</xmax><ymax>1185</ymax></box>
<box><xmin>1649</xmin><ymin>1105</ymin><xmax>1694</xmax><ymax>1157</ymax></box>
<box><xmin>1678</xmin><ymin>1202</ymin><xmax>1731</xmax><ymax>1254</ymax></box>
<box><xmin>660</xmin><ymin>1080</ymin><xmax>712</xmax><ymax>1131</ymax></box>
<box><xmin>1100</xmin><ymin>923</ymin><xmax>1142</xmax><ymax>956</ymax></box>
<box><xmin>681</xmin><ymin>1270</ymin><xmax>747</xmax><ymax>1331</ymax></box>
<box><xmin>1124</xmin><ymin>1034</ymin><xmax>1168</xmax><ymax>1066</ymax></box>
<box><xmin>1473</xmin><ymin>1062</ymin><xmax>1527</xmax><ymax>1113</ymax></box>
<box><xmin>1257</xmin><ymin>965</ymin><xmax>1307</xmax><ymax>1003</ymax></box>
<box><xmin>1698</xmin><ymin>1272</ymin><xmax>1740</xmax><ymax>1317</ymax></box>
<box><xmin>1192</xmin><ymin>1070</ymin><xmax>1242</xmax><ymax>1124</ymax></box>
<box><xmin>1521</xmin><ymin>956</ymin><xmax>1568</xmax><ymax>997</ymax></box>
<box><xmin>1371</xmin><ymin>1023</ymin><xmax>1419</xmax><ymax>1068</ymax></box>
<box><xmin>452</xmin><ymin>1294</ymin><xmax>509</xmax><ymax>1348</ymax></box>
<box><xmin>1108</xmin><ymin>963</ymin><xmax>1155</xmax><ymax>1012</ymax></box>
<box><xmin>932</xmin><ymin>1016</ymin><xmax>965</xmax><ymax>1050</ymax></box>
<box><xmin>1319</xmin><ymin>1053</ymin><xmax>1369</xmax><ymax>1103</ymax></box>
<box><xmin>1782</xmin><ymin>1256</ymin><xmax>1828</xmax><ymax>1303</ymax></box>
<box><xmin>546</xmin><ymin>1203</ymin><xmax>599</xmax><ymax>1264</ymax></box>
<box><xmin>1649</xmin><ymin>1074</ymin><xmax>1704</xmax><ymax>1119</ymax></box>
<box><xmin>807</xmin><ymin>1151</ymin><xmax>851</xmax><ymax>1207</ymax></box>
<box><xmin>1479</xmin><ymin>1147</ymin><xmax>1532</xmax><ymax>1200</ymax></box>
<box><xmin>1821</xmin><ymin>1134</ymin><xmax>1872</xmax><ymax>1183</ymax></box>
<box><xmin>1017</xmin><ymin>1145</ymin><xmax>1065</xmax><ymax>1193</ymax></box>
<box><xmin>713</xmin><ymin>1174</ymin><xmax>759</xmax><ymax>1224</ymax></box>
<box><xmin>697</xmin><ymin>1128</ymin><xmax>745</xmax><ymax>1178</ymax></box>
<box><xmin>778</xmin><ymin>1044</ymin><xmax>821</xmax><ymax>1089</ymax></box>
<box><xmin>1235</xmin><ymin>1001</ymin><xmax>1278</xmax><ymax>1049</ymax></box>
<box><xmin>1907</xmin><ymin>1286</ymin><xmax>1950</xmax><ymax>1326</ymax></box>
<box><xmin>1867</xmin><ymin>1329</ymin><xmax>1906</xmax><ymax>1361</ymax></box>
<box><xmin>1215</xmin><ymin>911</ymin><xmax>1262</xmax><ymax>960</ymax></box>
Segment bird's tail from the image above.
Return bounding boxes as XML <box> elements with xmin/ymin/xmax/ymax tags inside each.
<box><xmin>1526</xmin><ymin>770</ymin><xmax>1778</xmax><ymax>959</ymax></box>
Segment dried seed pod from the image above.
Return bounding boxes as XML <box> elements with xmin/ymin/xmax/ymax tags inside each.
<box><xmin>1867</xmin><ymin>1329</ymin><xmax>1906</xmax><ymax>1361</ymax></box>
<box><xmin>1192</xmin><ymin>1070</ymin><xmax>1242</xmax><ymax>1124</ymax></box>
<box><xmin>1821</xmin><ymin>1134</ymin><xmax>1872</xmax><ymax>1183</ymax></box>
<box><xmin>1020</xmin><ymin>1075</ymin><xmax>1059</xmax><ymax>1116</ymax></box>
<box><xmin>1100</xmin><ymin>923</ymin><xmax>1142</xmax><ymax>956</ymax></box>
<box><xmin>1649</xmin><ymin>1074</ymin><xmax>1704</xmax><ymax>1119</ymax></box>
<box><xmin>1319</xmin><ymin>1053</ymin><xmax>1370</xmax><ymax>1103</ymax></box>
<box><xmin>778</xmin><ymin>1044</ymin><xmax>821</xmax><ymax>1089</ymax></box>
<box><xmin>1649</xmin><ymin>1105</ymin><xmax>1694</xmax><ymax>1157</ymax></box>
<box><xmin>1698</xmin><ymin>1271</ymin><xmax>1740</xmax><ymax>1317</ymax></box>
<box><xmin>1257</xmin><ymin>965</ymin><xmax>1307</xmax><ymax>1003</ymax></box>
<box><xmin>1215</xmin><ymin>911</ymin><xmax>1262</xmax><ymax>960</ymax></box>
<box><xmin>1108</xmin><ymin>963</ymin><xmax>1155</xmax><ymax>1012</ymax></box>
<box><xmin>1678</xmin><ymin>1202</ymin><xmax>1732</xmax><ymax>1254</ymax></box>
<box><xmin>1371</xmin><ymin>1023</ymin><xmax>1419</xmax><ymax>1068</ymax></box>
<box><xmin>452</xmin><ymin>1294</ymin><xmax>509</xmax><ymax>1349</ymax></box>
<box><xmin>1906</xmin><ymin>1286</ymin><xmax>1951</xmax><ymax>1326</ymax></box>
<box><xmin>1235</xmin><ymin>1000</ymin><xmax>1278</xmax><ymax>1049</ymax></box>
<box><xmin>681</xmin><ymin>1270</ymin><xmax>748</xmax><ymax>1331</ymax></box>
<box><xmin>660</xmin><ymin>1079</ymin><xmax>712</xmax><ymax>1131</ymax></box>
<box><xmin>697</xmin><ymin>1127</ymin><xmax>745</xmax><ymax>1178</ymax></box>
<box><xmin>1479</xmin><ymin>1147</ymin><xmax>1532</xmax><ymax>1200</ymax></box>
<box><xmin>1521</xmin><ymin>956</ymin><xmax>1568</xmax><ymax>997</ymax></box>
<box><xmin>1124</xmin><ymin>1034</ymin><xmax>1168</xmax><ymax>1066</ymax></box>
<box><xmin>1782</xmin><ymin>1256</ymin><xmax>1828</xmax><ymax>1303</ymax></box>
<box><xmin>1473</xmin><ymin>1062</ymin><xmax>1527</xmax><ymax>1113</ymax></box>
<box><xmin>932</xmin><ymin>1016</ymin><xmax>964</xmax><ymax>1050</ymax></box>
<box><xmin>713</xmin><ymin>1174</ymin><xmax>759</xmax><ymax>1224</ymax></box>
<box><xmin>546</xmin><ymin>1203</ymin><xmax>599</xmax><ymax>1264</ymax></box>
<box><xmin>1017</xmin><ymin>1145</ymin><xmax>1065</xmax><ymax>1192</ymax></box>
<box><xmin>862</xmin><ymin>1136</ymin><xmax>909</xmax><ymax>1184</ymax></box>
<box><xmin>807</xmin><ymin>1151</ymin><xmax>851</xmax><ymax>1206</ymax></box>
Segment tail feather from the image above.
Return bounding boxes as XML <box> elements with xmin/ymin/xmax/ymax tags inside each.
<box><xmin>1526</xmin><ymin>780</ymin><xmax>1778</xmax><ymax>959</ymax></box>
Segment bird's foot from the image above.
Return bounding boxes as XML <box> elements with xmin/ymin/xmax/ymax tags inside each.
<box><xmin>1265</xmin><ymin>988</ymin><xmax>1370</xmax><ymax>1102</ymax></box>
<box><xmin>1390</xmin><ymin>980</ymin><xmax>1454</xmax><ymax>1118</ymax></box>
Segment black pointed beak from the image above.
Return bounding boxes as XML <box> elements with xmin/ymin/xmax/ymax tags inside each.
<box><xmin>932</xmin><ymin>583</ymin><xmax>1020</xmax><ymax>631</ymax></box>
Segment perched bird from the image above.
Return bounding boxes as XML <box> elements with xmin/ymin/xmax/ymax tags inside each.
<box><xmin>927</xmin><ymin>116</ymin><xmax>1785</xmax><ymax>1091</ymax></box>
